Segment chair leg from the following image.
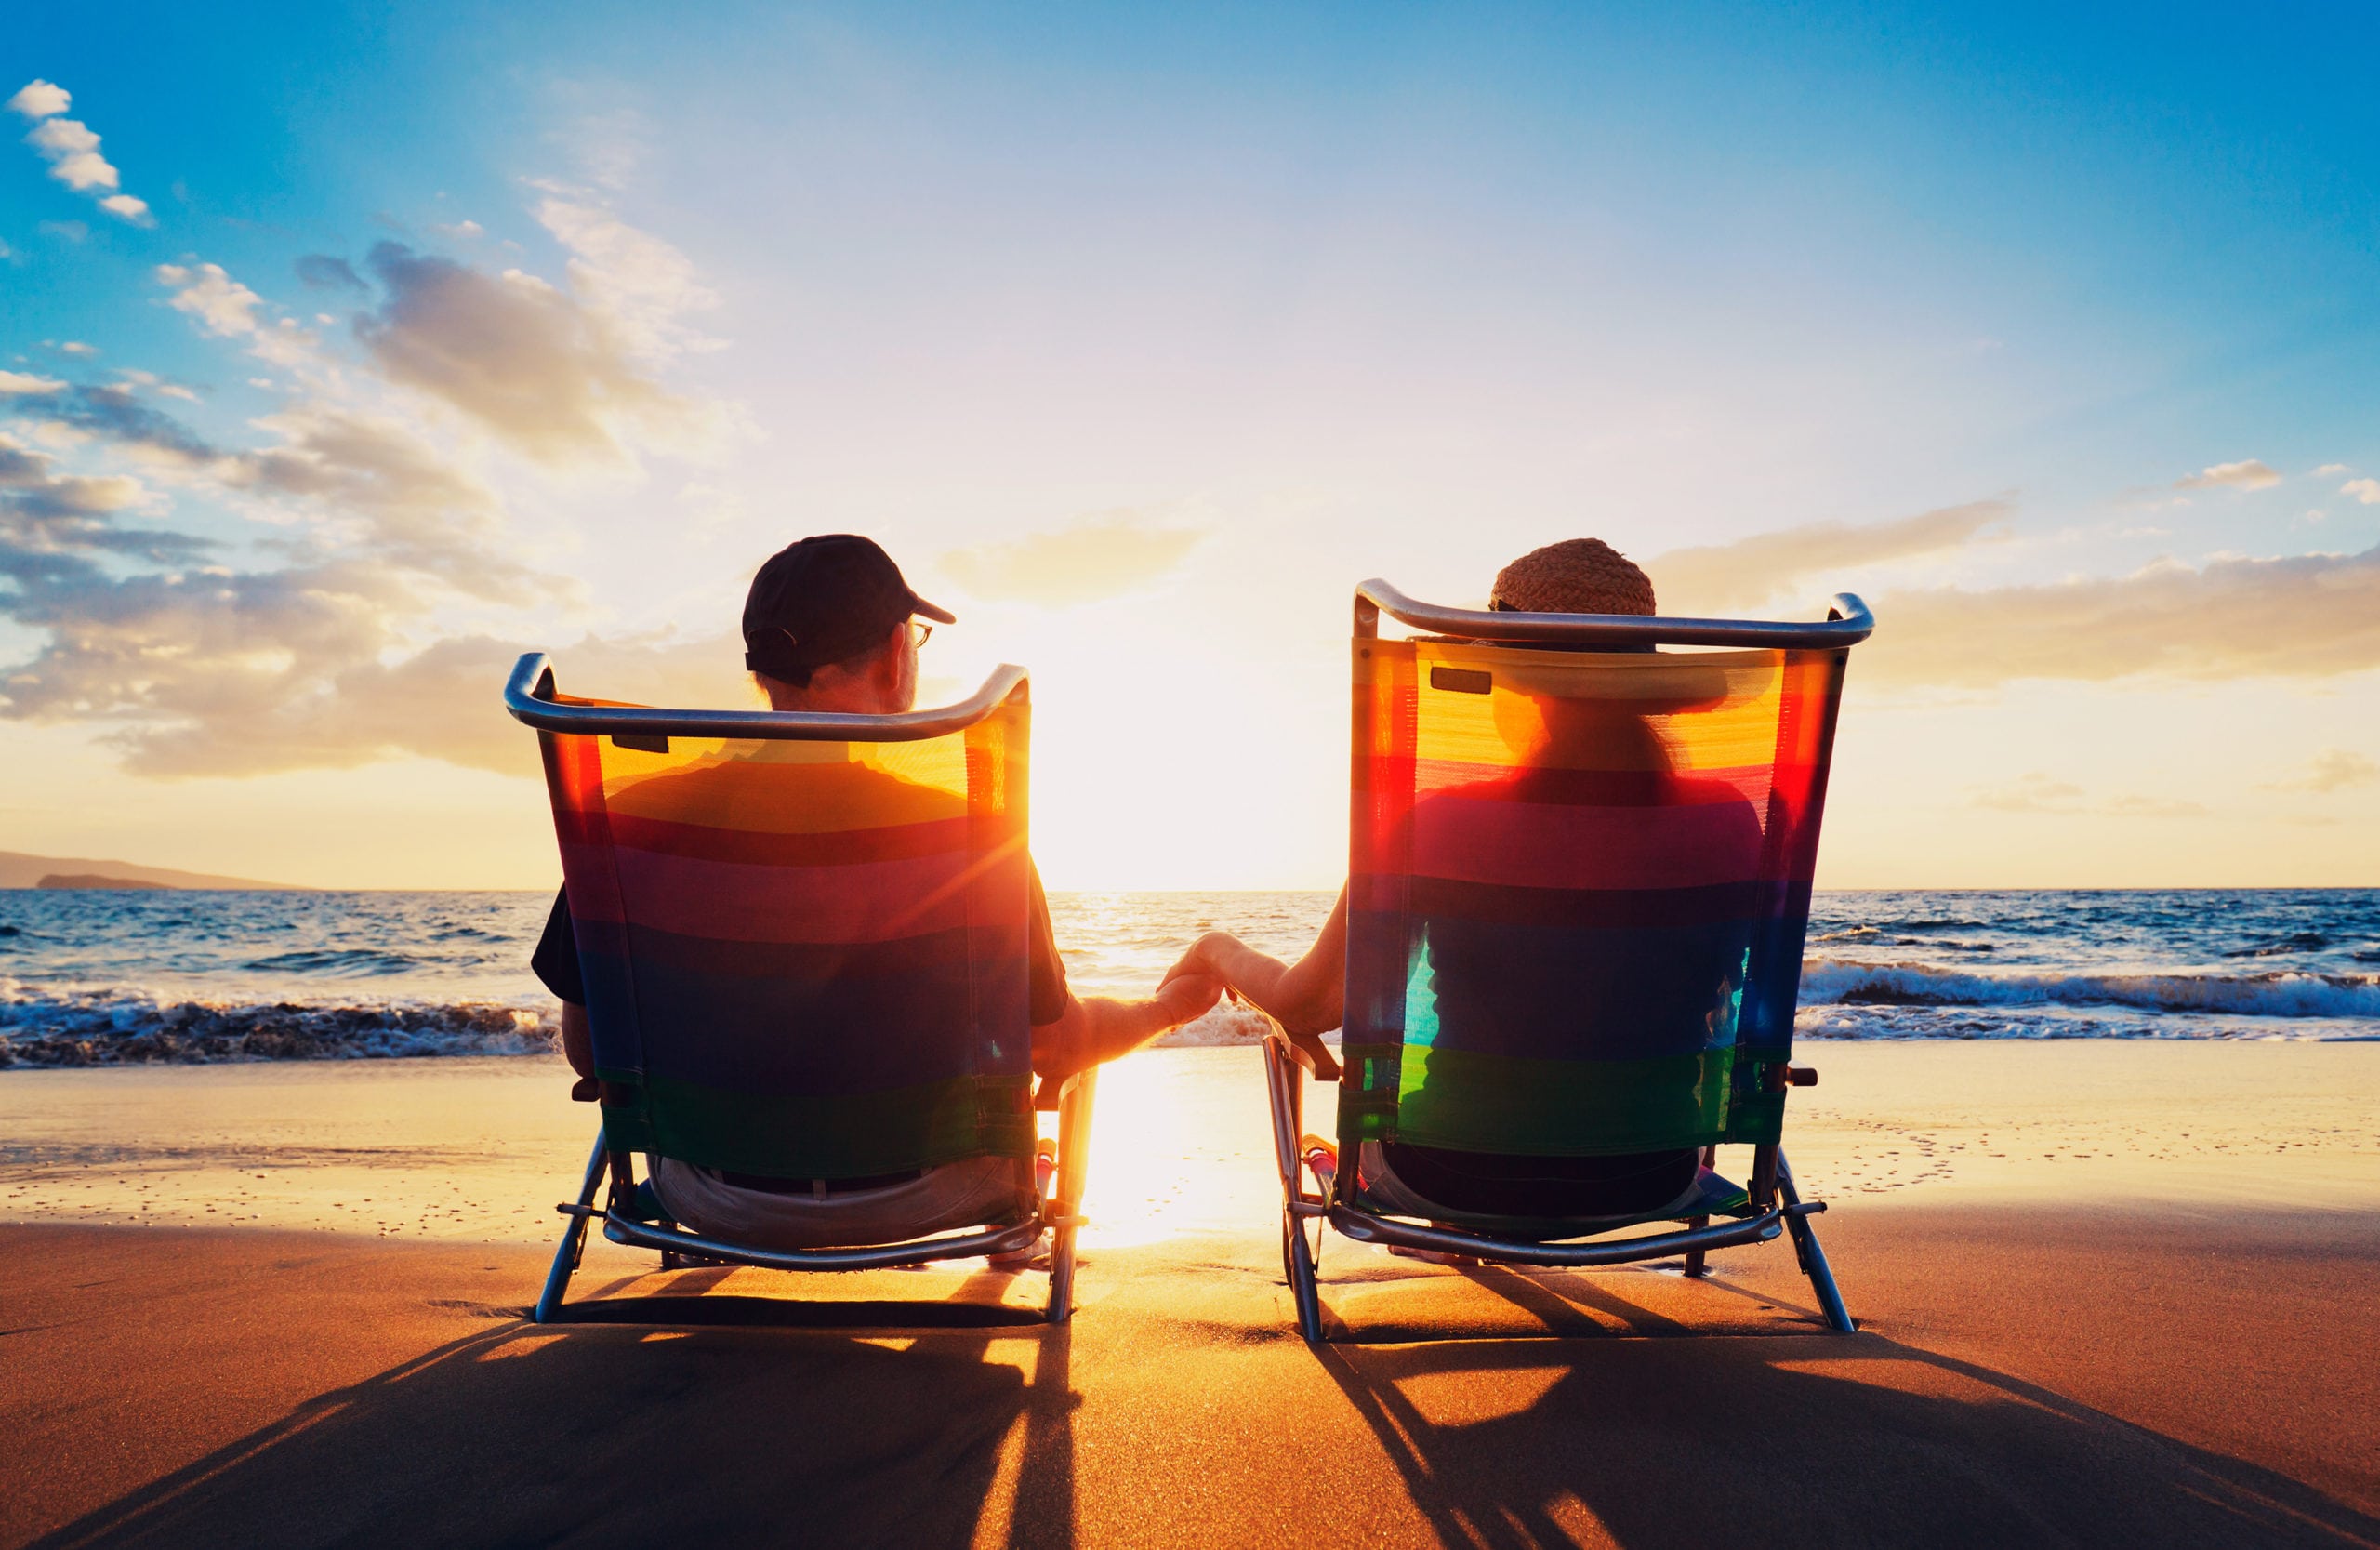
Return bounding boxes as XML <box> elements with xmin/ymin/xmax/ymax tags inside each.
<box><xmin>1777</xmin><ymin>1149</ymin><xmax>1855</xmax><ymax>1333</ymax></box>
<box><xmin>534</xmin><ymin>1129</ymin><xmax>609</xmax><ymax>1325</ymax></box>
<box><xmin>1046</xmin><ymin>1067</ymin><xmax>1097</xmax><ymax>1324</ymax></box>
<box><xmin>1263</xmin><ymin>1039</ymin><xmax>1326</xmax><ymax>1342</ymax></box>
<box><xmin>1683</xmin><ymin>1144</ymin><xmax>1717</xmax><ymax>1278</ymax></box>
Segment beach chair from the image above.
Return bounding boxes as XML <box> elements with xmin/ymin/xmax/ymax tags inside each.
<box><xmin>502</xmin><ymin>655</ymin><xmax>1095</xmax><ymax>1324</ymax></box>
<box><xmin>1263</xmin><ymin>580</ymin><xmax>1872</xmax><ymax>1342</ymax></box>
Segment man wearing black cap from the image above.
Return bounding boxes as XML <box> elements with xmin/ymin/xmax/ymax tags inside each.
<box><xmin>530</xmin><ymin>535</ymin><xmax>1221</xmax><ymax>1247</ymax></box>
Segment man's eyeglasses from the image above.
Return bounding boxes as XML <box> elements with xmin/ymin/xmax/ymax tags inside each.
<box><xmin>908</xmin><ymin>620</ymin><xmax>934</xmax><ymax>648</ymax></box>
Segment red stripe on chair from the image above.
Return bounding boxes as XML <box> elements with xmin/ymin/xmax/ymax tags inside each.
<box><xmin>1407</xmin><ymin>759</ymin><xmax>1775</xmax><ymax>808</ymax></box>
<box><xmin>615</xmin><ymin>847</ymin><xmax>1025</xmax><ymax>942</ymax></box>
<box><xmin>1406</xmin><ymin>791</ymin><xmax>1767</xmax><ymax>892</ymax></box>
<box><xmin>550</xmin><ymin>808</ymin><xmax>988</xmax><ymax>868</ymax></box>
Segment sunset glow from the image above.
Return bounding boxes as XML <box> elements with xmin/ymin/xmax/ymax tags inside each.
<box><xmin>4</xmin><ymin>7</ymin><xmax>2376</xmax><ymax>890</ymax></box>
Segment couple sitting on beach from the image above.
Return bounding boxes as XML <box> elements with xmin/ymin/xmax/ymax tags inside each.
<box><xmin>532</xmin><ymin>531</ymin><xmax>1707</xmax><ymax>1251</ymax></box>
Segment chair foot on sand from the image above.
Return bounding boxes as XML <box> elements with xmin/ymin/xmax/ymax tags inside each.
<box><xmin>530</xmin><ymin>1068</ymin><xmax>1100</xmax><ymax>1326</ymax></box>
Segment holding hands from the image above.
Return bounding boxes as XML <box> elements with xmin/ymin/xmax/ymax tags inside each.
<box><xmin>1159</xmin><ymin>887</ymin><xmax>1351</xmax><ymax>1041</ymax></box>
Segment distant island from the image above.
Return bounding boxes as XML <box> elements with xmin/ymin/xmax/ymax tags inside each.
<box><xmin>0</xmin><ymin>851</ymin><xmax>301</xmax><ymax>890</ymax></box>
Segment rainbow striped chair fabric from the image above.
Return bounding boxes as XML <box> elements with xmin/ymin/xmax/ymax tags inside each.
<box><xmin>504</xmin><ymin>657</ymin><xmax>1096</xmax><ymax>1325</ymax></box>
<box><xmin>1262</xmin><ymin>581</ymin><xmax>1871</xmax><ymax>1341</ymax></box>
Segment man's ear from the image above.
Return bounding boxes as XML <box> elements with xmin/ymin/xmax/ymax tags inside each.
<box><xmin>872</xmin><ymin>619</ymin><xmax>907</xmax><ymax>693</ymax></box>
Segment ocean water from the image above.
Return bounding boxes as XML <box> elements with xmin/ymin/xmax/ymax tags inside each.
<box><xmin>0</xmin><ymin>888</ymin><xmax>2373</xmax><ymax>1066</ymax></box>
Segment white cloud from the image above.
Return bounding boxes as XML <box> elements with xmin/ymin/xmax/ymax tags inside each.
<box><xmin>0</xmin><ymin>179</ymin><xmax>743</xmax><ymax>780</ymax></box>
<box><xmin>2313</xmin><ymin>463</ymin><xmax>2350</xmax><ymax>476</ymax></box>
<box><xmin>532</xmin><ymin>193</ymin><xmax>720</xmax><ymax>359</ymax></box>
<box><xmin>2175</xmin><ymin>459</ymin><xmax>2281</xmax><ymax>492</ymax></box>
<box><xmin>2341</xmin><ymin>478</ymin><xmax>2380</xmax><ymax>506</ymax></box>
<box><xmin>7</xmin><ymin>80</ymin><xmax>72</xmax><ymax>119</ymax></box>
<box><xmin>941</xmin><ymin>515</ymin><xmax>1207</xmax><ymax>607</ymax></box>
<box><xmin>2258</xmin><ymin>749</ymin><xmax>2378</xmax><ymax>794</ymax></box>
<box><xmin>24</xmin><ymin>116</ymin><xmax>116</xmax><ymax>191</ymax></box>
<box><xmin>155</xmin><ymin>263</ymin><xmax>266</xmax><ymax>338</ymax></box>
<box><xmin>54</xmin><ymin>341</ymin><xmax>97</xmax><ymax>358</ymax></box>
<box><xmin>431</xmin><ymin>219</ymin><xmax>484</xmax><ymax>240</ymax></box>
<box><xmin>152</xmin><ymin>262</ymin><xmax>319</xmax><ymax>370</ymax></box>
<box><xmin>16</xmin><ymin>101</ymin><xmax>154</xmax><ymax>226</ymax></box>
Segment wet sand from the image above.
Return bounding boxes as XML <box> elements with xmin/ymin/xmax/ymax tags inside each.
<box><xmin>3</xmin><ymin>1043</ymin><xmax>2377</xmax><ymax>1547</ymax></box>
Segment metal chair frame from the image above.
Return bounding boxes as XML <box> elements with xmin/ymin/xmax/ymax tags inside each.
<box><xmin>1262</xmin><ymin>582</ymin><xmax>1872</xmax><ymax>1343</ymax></box>
<box><xmin>505</xmin><ymin>654</ymin><xmax>1096</xmax><ymax>1325</ymax></box>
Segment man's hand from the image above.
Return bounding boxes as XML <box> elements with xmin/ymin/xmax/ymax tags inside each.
<box><xmin>1159</xmin><ymin>932</ymin><xmax>1235</xmax><ymax>994</ymax></box>
<box><xmin>1157</xmin><ymin>896</ymin><xmax>1349</xmax><ymax>1039</ymax></box>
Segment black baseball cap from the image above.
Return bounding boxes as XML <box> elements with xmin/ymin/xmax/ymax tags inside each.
<box><xmin>742</xmin><ymin>535</ymin><xmax>955</xmax><ymax>679</ymax></box>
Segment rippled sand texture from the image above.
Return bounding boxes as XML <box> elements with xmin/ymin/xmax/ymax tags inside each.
<box><xmin>3</xmin><ymin>1041</ymin><xmax>2377</xmax><ymax>1547</ymax></box>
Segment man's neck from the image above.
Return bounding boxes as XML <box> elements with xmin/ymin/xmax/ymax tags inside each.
<box><xmin>759</xmin><ymin>674</ymin><xmax>902</xmax><ymax>716</ymax></box>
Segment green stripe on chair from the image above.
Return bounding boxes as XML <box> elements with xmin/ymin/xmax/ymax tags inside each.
<box><xmin>603</xmin><ymin>1072</ymin><xmax>1036</xmax><ymax>1181</ymax></box>
<box><xmin>1376</xmin><ymin>1045</ymin><xmax>1736</xmax><ymax>1157</ymax></box>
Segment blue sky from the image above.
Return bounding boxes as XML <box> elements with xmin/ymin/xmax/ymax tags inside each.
<box><xmin>4</xmin><ymin>3</ymin><xmax>2376</xmax><ymax>887</ymax></box>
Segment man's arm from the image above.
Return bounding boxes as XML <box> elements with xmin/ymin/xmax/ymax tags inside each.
<box><xmin>1031</xmin><ymin>974</ymin><xmax>1223</xmax><ymax>1083</ymax></box>
<box><xmin>557</xmin><ymin>1002</ymin><xmax>599</xmax><ymax>1101</ymax></box>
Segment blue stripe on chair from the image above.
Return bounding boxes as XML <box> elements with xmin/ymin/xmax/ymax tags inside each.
<box><xmin>1355</xmin><ymin>912</ymin><xmax>1757</xmax><ymax>1063</ymax></box>
<box><xmin>1392</xmin><ymin>875</ymin><xmax>1772</xmax><ymax>929</ymax></box>
<box><xmin>571</xmin><ymin>927</ymin><xmax>1031</xmax><ymax>1094</ymax></box>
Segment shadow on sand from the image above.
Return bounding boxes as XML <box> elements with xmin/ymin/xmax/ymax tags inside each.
<box><xmin>29</xmin><ymin>1267</ymin><xmax>1078</xmax><ymax>1550</ymax></box>
<box><xmin>28</xmin><ymin>1259</ymin><xmax>2378</xmax><ymax>1550</ymax></box>
<box><xmin>1301</xmin><ymin>1268</ymin><xmax>2380</xmax><ymax>1549</ymax></box>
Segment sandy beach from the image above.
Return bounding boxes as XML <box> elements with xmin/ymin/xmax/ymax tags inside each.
<box><xmin>3</xmin><ymin>1042</ymin><xmax>2376</xmax><ymax>1548</ymax></box>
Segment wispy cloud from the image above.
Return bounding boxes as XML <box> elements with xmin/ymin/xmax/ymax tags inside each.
<box><xmin>2175</xmin><ymin>459</ymin><xmax>2281</xmax><ymax>492</ymax></box>
<box><xmin>1973</xmin><ymin>773</ymin><xmax>2205</xmax><ymax>817</ymax></box>
<box><xmin>2341</xmin><ymin>478</ymin><xmax>2380</xmax><ymax>506</ymax></box>
<box><xmin>7</xmin><ymin>79</ymin><xmax>152</xmax><ymax>225</ymax></box>
<box><xmin>13</xmin><ymin>382</ymin><xmax>219</xmax><ymax>466</ymax></box>
<box><xmin>112</xmin><ymin>368</ymin><xmax>199</xmax><ymax>404</ymax></box>
<box><xmin>940</xmin><ymin>514</ymin><xmax>1206</xmax><ymax>607</ymax></box>
<box><xmin>1862</xmin><ymin>544</ymin><xmax>2380</xmax><ymax>686</ymax></box>
<box><xmin>2258</xmin><ymin>749</ymin><xmax>2378</xmax><ymax>794</ymax></box>
<box><xmin>1648</xmin><ymin>500</ymin><xmax>2008</xmax><ymax>612</ymax></box>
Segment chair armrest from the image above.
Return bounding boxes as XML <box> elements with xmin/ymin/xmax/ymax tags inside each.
<box><xmin>1267</xmin><ymin>1020</ymin><xmax>1342</xmax><ymax>1082</ymax></box>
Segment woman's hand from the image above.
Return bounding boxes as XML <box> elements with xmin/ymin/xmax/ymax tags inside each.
<box><xmin>1160</xmin><ymin>932</ymin><xmax>1241</xmax><ymax>996</ymax></box>
<box><xmin>1154</xmin><ymin>970</ymin><xmax>1225</xmax><ymax>1027</ymax></box>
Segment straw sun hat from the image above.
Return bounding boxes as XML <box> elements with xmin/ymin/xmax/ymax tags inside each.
<box><xmin>1476</xmin><ymin>538</ymin><xmax>1736</xmax><ymax>709</ymax></box>
<box><xmin>1490</xmin><ymin>537</ymin><xmax>1657</xmax><ymax>616</ymax></box>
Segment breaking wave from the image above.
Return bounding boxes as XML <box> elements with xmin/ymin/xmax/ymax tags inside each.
<box><xmin>1799</xmin><ymin>959</ymin><xmax>2380</xmax><ymax>1020</ymax></box>
<box><xmin>0</xmin><ymin>980</ymin><xmax>555</xmax><ymax>1067</ymax></box>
